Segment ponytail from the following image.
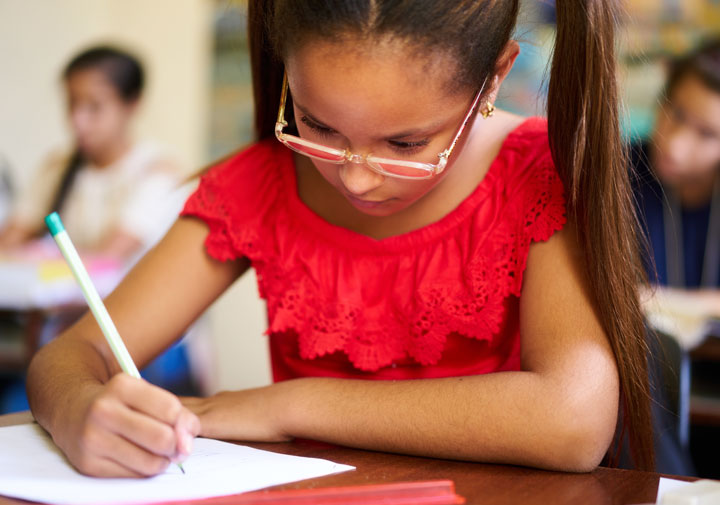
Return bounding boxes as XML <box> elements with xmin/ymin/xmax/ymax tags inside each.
<box><xmin>49</xmin><ymin>150</ymin><xmax>84</xmax><ymax>214</ymax></box>
<box><xmin>548</xmin><ymin>2</ymin><xmax>654</xmax><ymax>470</ymax></box>
<box><xmin>248</xmin><ymin>0</ymin><xmax>285</xmax><ymax>141</ymax></box>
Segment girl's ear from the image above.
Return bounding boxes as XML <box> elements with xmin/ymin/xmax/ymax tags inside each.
<box><xmin>484</xmin><ymin>40</ymin><xmax>520</xmax><ymax>105</ymax></box>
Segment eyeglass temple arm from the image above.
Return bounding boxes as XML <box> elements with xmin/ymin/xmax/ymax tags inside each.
<box><xmin>438</xmin><ymin>76</ymin><xmax>489</xmax><ymax>162</ymax></box>
<box><xmin>277</xmin><ymin>72</ymin><xmax>290</xmax><ymax>128</ymax></box>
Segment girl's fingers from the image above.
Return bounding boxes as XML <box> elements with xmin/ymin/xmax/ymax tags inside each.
<box><xmin>75</xmin><ymin>456</ymin><xmax>147</xmax><ymax>479</ymax></box>
<box><xmin>97</xmin><ymin>399</ymin><xmax>179</xmax><ymax>458</ymax></box>
<box><xmin>83</xmin><ymin>374</ymin><xmax>201</xmax><ymax>472</ymax></box>
<box><xmin>92</xmin><ymin>375</ymin><xmax>197</xmax><ymax>459</ymax></box>
<box><xmin>80</xmin><ymin>429</ymin><xmax>170</xmax><ymax>477</ymax></box>
<box><xmin>173</xmin><ymin>408</ymin><xmax>201</xmax><ymax>461</ymax></box>
<box><xmin>108</xmin><ymin>374</ymin><xmax>184</xmax><ymax>426</ymax></box>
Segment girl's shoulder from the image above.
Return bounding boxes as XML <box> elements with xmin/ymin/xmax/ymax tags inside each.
<box><xmin>181</xmin><ymin>139</ymin><xmax>293</xmax><ymax>261</ymax></box>
<box><xmin>187</xmin><ymin>139</ymin><xmax>289</xmax><ymax>212</ymax></box>
<box><xmin>117</xmin><ymin>141</ymin><xmax>183</xmax><ymax>178</ymax></box>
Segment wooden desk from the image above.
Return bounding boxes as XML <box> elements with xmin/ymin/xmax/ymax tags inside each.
<box><xmin>0</xmin><ymin>411</ymin><xmax>689</xmax><ymax>505</ymax></box>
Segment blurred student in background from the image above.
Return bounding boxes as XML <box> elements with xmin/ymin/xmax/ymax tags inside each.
<box><xmin>632</xmin><ymin>39</ymin><xmax>720</xmax><ymax>306</ymax></box>
<box><xmin>631</xmin><ymin>39</ymin><xmax>720</xmax><ymax>477</ymax></box>
<box><xmin>0</xmin><ymin>46</ymin><xmax>185</xmax><ymax>261</ymax></box>
<box><xmin>0</xmin><ymin>46</ymin><xmax>196</xmax><ymax>409</ymax></box>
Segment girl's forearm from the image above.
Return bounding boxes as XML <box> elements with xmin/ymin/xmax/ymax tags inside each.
<box><xmin>195</xmin><ymin>368</ymin><xmax>617</xmax><ymax>473</ymax></box>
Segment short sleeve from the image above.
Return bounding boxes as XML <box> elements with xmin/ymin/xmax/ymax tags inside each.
<box><xmin>491</xmin><ymin>117</ymin><xmax>566</xmax><ymax>297</ymax></box>
<box><xmin>181</xmin><ymin>140</ymin><xmax>287</xmax><ymax>262</ymax></box>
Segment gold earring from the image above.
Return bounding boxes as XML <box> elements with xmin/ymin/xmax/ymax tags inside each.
<box><xmin>481</xmin><ymin>103</ymin><xmax>495</xmax><ymax>119</ymax></box>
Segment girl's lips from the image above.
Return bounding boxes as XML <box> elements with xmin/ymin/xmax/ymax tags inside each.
<box><xmin>346</xmin><ymin>194</ymin><xmax>392</xmax><ymax>209</ymax></box>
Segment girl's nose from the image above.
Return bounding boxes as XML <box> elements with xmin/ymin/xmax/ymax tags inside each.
<box><xmin>338</xmin><ymin>159</ymin><xmax>385</xmax><ymax>196</ymax></box>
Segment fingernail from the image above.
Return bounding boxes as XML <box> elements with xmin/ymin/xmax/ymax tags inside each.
<box><xmin>181</xmin><ymin>431</ymin><xmax>193</xmax><ymax>455</ymax></box>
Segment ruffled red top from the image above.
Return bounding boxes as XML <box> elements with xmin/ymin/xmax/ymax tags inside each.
<box><xmin>182</xmin><ymin>117</ymin><xmax>566</xmax><ymax>382</ymax></box>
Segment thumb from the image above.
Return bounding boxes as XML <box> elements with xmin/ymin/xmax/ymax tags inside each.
<box><xmin>173</xmin><ymin>408</ymin><xmax>201</xmax><ymax>462</ymax></box>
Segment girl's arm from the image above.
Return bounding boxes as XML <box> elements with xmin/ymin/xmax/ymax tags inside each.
<box><xmin>0</xmin><ymin>219</ymin><xmax>40</xmax><ymax>248</ymax></box>
<box><xmin>185</xmin><ymin>223</ymin><xmax>619</xmax><ymax>472</ymax></box>
<box><xmin>26</xmin><ymin>217</ymin><xmax>249</xmax><ymax>477</ymax></box>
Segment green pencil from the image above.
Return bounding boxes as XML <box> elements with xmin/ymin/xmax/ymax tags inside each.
<box><xmin>45</xmin><ymin>211</ymin><xmax>185</xmax><ymax>474</ymax></box>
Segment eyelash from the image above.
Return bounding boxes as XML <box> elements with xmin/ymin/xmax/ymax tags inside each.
<box><xmin>300</xmin><ymin>116</ymin><xmax>431</xmax><ymax>153</ymax></box>
<box><xmin>300</xmin><ymin>116</ymin><xmax>335</xmax><ymax>137</ymax></box>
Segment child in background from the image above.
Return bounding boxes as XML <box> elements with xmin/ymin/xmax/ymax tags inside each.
<box><xmin>633</xmin><ymin>39</ymin><xmax>720</xmax><ymax>306</ymax></box>
<box><xmin>0</xmin><ymin>46</ymin><xmax>195</xmax><ymax>408</ymax></box>
<box><xmin>0</xmin><ymin>46</ymin><xmax>185</xmax><ymax>261</ymax></box>
<box><xmin>28</xmin><ymin>0</ymin><xmax>655</xmax><ymax>476</ymax></box>
<box><xmin>632</xmin><ymin>39</ymin><xmax>720</xmax><ymax>477</ymax></box>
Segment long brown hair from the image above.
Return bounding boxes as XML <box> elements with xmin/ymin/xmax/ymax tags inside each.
<box><xmin>248</xmin><ymin>0</ymin><xmax>654</xmax><ymax>470</ymax></box>
<box><xmin>548</xmin><ymin>3</ymin><xmax>652</xmax><ymax>470</ymax></box>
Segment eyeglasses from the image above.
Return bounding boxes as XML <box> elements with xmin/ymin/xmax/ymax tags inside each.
<box><xmin>274</xmin><ymin>73</ymin><xmax>486</xmax><ymax>180</ymax></box>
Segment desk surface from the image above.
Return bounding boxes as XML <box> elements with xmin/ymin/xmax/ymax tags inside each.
<box><xmin>0</xmin><ymin>411</ymin><xmax>684</xmax><ymax>505</ymax></box>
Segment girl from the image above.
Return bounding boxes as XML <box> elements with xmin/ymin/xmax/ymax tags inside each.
<box><xmin>0</xmin><ymin>46</ymin><xmax>184</xmax><ymax>261</ymax></box>
<box><xmin>27</xmin><ymin>0</ymin><xmax>654</xmax><ymax>476</ymax></box>
<box><xmin>633</xmin><ymin>39</ymin><xmax>720</xmax><ymax>300</ymax></box>
<box><xmin>632</xmin><ymin>39</ymin><xmax>720</xmax><ymax>476</ymax></box>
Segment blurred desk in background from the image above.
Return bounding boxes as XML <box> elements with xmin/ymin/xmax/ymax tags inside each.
<box><xmin>0</xmin><ymin>244</ymin><xmax>123</xmax><ymax>374</ymax></box>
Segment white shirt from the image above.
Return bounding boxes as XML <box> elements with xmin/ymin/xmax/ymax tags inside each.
<box><xmin>13</xmin><ymin>142</ymin><xmax>189</xmax><ymax>253</ymax></box>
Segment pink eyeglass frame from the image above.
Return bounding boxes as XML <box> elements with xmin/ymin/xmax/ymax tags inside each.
<box><xmin>274</xmin><ymin>72</ymin><xmax>487</xmax><ymax>180</ymax></box>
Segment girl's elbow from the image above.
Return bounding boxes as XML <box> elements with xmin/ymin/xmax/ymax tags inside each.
<box><xmin>556</xmin><ymin>432</ymin><xmax>610</xmax><ymax>472</ymax></box>
<box><xmin>551</xmin><ymin>399</ymin><xmax>618</xmax><ymax>472</ymax></box>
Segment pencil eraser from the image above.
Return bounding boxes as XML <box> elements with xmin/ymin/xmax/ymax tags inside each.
<box><xmin>45</xmin><ymin>212</ymin><xmax>65</xmax><ymax>236</ymax></box>
<box><xmin>660</xmin><ymin>479</ymin><xmax>720</xmax><ymax>505</ymax></box>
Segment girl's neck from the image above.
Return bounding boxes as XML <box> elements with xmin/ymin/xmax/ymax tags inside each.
<box><xmin>86</xmin><ymin>137</ymin><xmax>133</xmax><ymax>169</ymax></box>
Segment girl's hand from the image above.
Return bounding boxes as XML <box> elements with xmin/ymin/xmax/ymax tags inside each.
<box><xmin>54</xmin><ymin>373</ymin><xmax>201</xmax><ymax>478</ymax></box>
<box><xmin>181</xmin><ymin>383</ymin><xmax>292</xmax><ymax>443</ymax></box>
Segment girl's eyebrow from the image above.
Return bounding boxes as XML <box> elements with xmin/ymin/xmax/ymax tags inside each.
<box><xmin>293</xmin><ymin>100</ymin><xmax>447</xmax><ymax>140</ymax></box>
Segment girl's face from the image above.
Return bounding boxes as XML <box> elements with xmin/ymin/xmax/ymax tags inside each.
<box><xmin>652</xmin><ymin>73</ymin><xmax>720</xmax><ymax>188</ymax></box>
<box><xmin>285</xmin><ymin>39</ymin><xmax>480</xmax><ymax>217</ymax></box>
<box><xmin>65</xmin><ymin>69</ymin><xmax>136</xmax><ymax>159</ymax></box>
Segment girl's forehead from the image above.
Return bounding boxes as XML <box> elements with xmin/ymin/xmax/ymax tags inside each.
<box><xmin>66</xmin><ymin>69</ymin><xmax>117</xmax><ymax>95</ymax></box>
<box><xmin>285</xmin><ymin>39</ymin><xmax>466</xmax><ymax>119</ymax></box>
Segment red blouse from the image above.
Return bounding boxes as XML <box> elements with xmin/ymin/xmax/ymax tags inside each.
<box><xmin>182</xmin><ymin>117</ymin><xmax>566</xmax><ymax>382</ymax></box>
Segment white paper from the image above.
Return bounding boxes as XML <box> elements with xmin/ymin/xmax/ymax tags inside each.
<box><xmin>656</xmin><ymin>477</ymin><xmax>693</xmax><ymax>504</ymax></box>
<box><xmin>0</xmin><ymin>423</ymin><xmax>354</xmax><ymax>505</ymax></box>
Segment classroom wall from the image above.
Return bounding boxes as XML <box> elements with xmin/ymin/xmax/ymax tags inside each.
<box><xmin>0</xmin><ymin>0</ymin><xmax>272</xmax><ymax>394</ymax></box>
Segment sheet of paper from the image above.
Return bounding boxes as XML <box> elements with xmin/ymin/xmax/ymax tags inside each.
<box><xmin>656</xmin><ymin>476</ymin><xmax>693</xmax><ymax>504</ymax></box>
<box><xmin>0</xmin><ymin>423</ymin><xmax>354</xmax><ymax>505</ymax></box>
